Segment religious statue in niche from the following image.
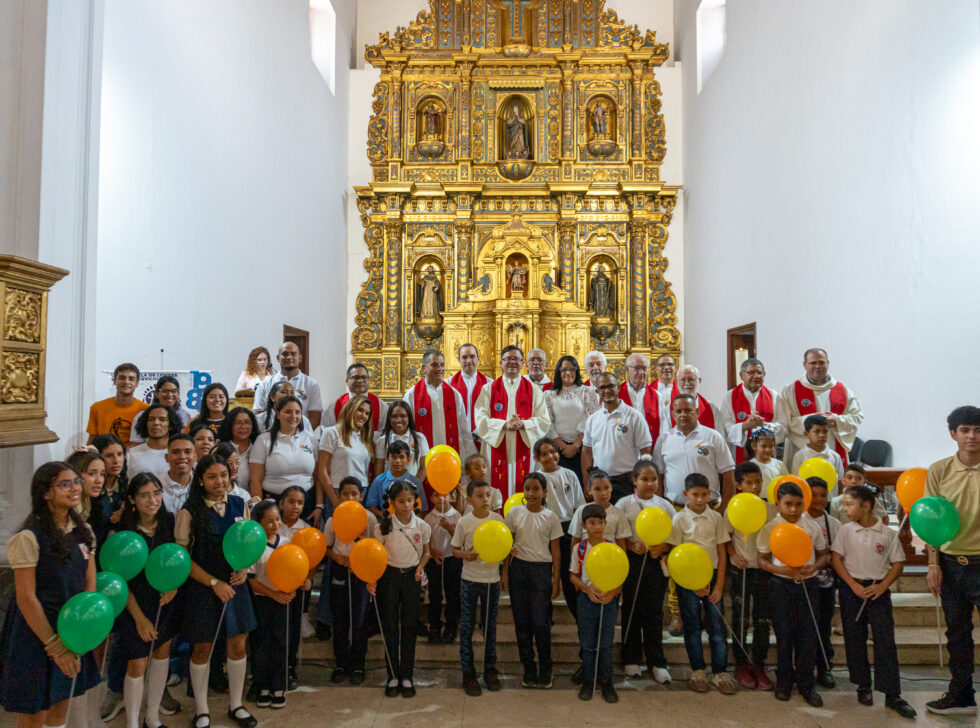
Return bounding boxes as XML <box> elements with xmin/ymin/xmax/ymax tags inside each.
<box><xmin>505</xmin><ymin>254</ymin><xmax>529</xmax><ymax>298</ymax></box>
<box><xmin>416</xmin><ymin>265</ymin><xmax>444</xmax><ymax>318</ymax></box>
<box><xmin>586</xmin><ymin>97</ymin><xmax>616</xmax><ymax>157</ymax></box>
<box><xmin>504</xmin><ymin>103</ymin><xmax>531</xmax><ymax>160</ymax></box>
<box><xmin>589</xmin><ymin>265</ymin><xmax>616</xmax><ymax>318</ymax></box>
<box><xmin>591</xmin><ymin>100</ymin><xmax>609</xmax><ymax>138</ymax></box>
<box><xmin>422</xmin><ymin>101</ymin><xmax>442</xmax><ymax>140</ymax></box>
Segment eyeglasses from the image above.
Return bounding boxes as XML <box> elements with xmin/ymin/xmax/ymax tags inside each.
<box><xmin>158</xmin><ymin>387</ymin><xmax>179</xmax><ymax>395</ymax></box>
<box><xmin>595</xmin><ymin>384</ymin><xmax>617</xmax><ymax>391</ymax></box>
<box><xmin>54</xmin><ymin>477</ymin><xmax>83</xmax><ymax>490</ymax></box>
<box><xmin>349</xmin><ymin>375</ymin><xmax>369</xmax><ymax>381</ymax></box>
<box><xmin>559</xmin><ymin>367</ymin><xmax>577</xmax><ymax>374</ymax></box>
<box><xmin>502</xmin><ymin>357</ymin><xmax>523</xmax><ymax>364</ymax></box>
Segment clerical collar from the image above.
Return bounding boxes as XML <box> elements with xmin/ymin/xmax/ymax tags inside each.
<box><xmin>426</xmin><ymin>378</ymin><xmax>442</xmax><ymax>389</ymax></box>
<box><xmin>503</xmin><ymin>375</ymin><xmax>521</xmax><ymax>385</ymax></box>
<box><xmin>806</xmin><ymin>376</ymin><xmax>830</xmax><ymax>386</ymax></box>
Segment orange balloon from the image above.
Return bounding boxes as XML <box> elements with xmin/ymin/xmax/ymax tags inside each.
<box><xmin>333</xmin><ymin>501</ymin><xmax>367</xmax><ymax>543</ymax></box>
<box><xmin>290</xmin><ymin>527</ymin><xmax>326</xmax><ymax>568</ymax></box>
<box><xmin>896</xmin><ymin>467</ymin><xmax>927</xmax><ymax>513</ymax></box>
<box><xmin>349</xmin><ymin>537</ymin><xmax>388</xmax><ymax>584</ymax></box>
<box><xmin>266</xmin><ymin>544</ymin><xmax>310</xmax><ymax>593</ymax></box>
<box><xmin>769</xmin><ymin>522</ymin><xmax>813</xmax><ymax>568</ymax></box>
<box><xmin>771</xmin><ymin>475</ymin><xmax>812</xmax><ymax>511</ymax></box>
<box><xmin>427</xmin><ymin>450</ymin><xmax>462</xmax><ymax>495</ymax></box>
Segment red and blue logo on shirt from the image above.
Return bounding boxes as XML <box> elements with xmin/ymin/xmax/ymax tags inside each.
<box><xmin>696</xmin><ymin>444</ymin><xmax>709</xmax><ymax>456</ymax></box>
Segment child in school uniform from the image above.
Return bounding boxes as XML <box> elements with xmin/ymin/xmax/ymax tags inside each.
<box><xmin>112</xmin><ymin>473</ymin><xmax>183</xmax><ymax>728</ymax></box>
<box><xmin>747</xmin><ymin>426</ymin><xmax>788</xmax><ymax>486</ymax></box>
<box><xmin>504</xmin><ymin>472</ymin><xmax>563</xmax><ymax>689</ymax></box>
<box><xmin>757</xmin><ymin>481</ymin><xmax>829</xmax><ymax>707</ymax></box>
<box><xmin>324</xmin><ymin>477</ymin><xmax>378</xmax><ymax>685</ymax></box>
<box><xmin>0</xmin><ymin>463</ymin><xmax>101</xmax><ymax>725</ymax></box>
<box><xmin>725</xmin><ymin>461</ymin><xmax>775</xmax><ymax>691</ymax></box>
<box><xmin>248</xmin><ymin>501</ymin><xmax>309</xmax><ymax>709</ymax></box>
<box><xmin>569</xmin><ymin>504</ymin><xmax>621</xmax><ymax>704</ymax></box>
<box><xmin>791</xmin><ymin>415</ymin><xmax>844</xmax><ymax>483</ymax></box>
<box><xmin>802</xmin><ymin>476</ymin><xmax>840</xmax><ymax>688</ymax></box>
<box><xmin>368</xmin><ymin>480</ymin><xmax>430</xmax><ymax>698</ymax></box>
<box><xmin>66</xmin><ymin>449</ymin><xmax>112</xmax><ymax>564</ymax></box>
<box><xmin>176</xmin><ymin>454</ymin><xmax>258</xmax><ymax>728</ymax></box>
<box><xmin>569</xmin><ymin>469</ymin><xmax>630</xmax><ymax>551</ymax></box>
<box><xmin>615</xmin><ymin>457</ymin><xmax>675</xmax><ymax>684</ymax></box>
<box><xmin>667</xmin><ymin>473</ymin><xmax>736</xmax><ymax>695</ymax></box>
<box><xmin>364</xmin><ymin>441</ymin><xmax>427</xmax><ymax>518</ymax></box>
<box><xmin>423</xmin><ymin>487</ymin><xmax>462</xmax><ymax>644</ymax></box>
<box><xmin>459</xmin><ymin>454</ymin><xmax>503</xmax><ymax>514</ymax></box>
<box><xmin>452</xmin><ymin>480</ymin><xmax>505</xmax><ymax>696</ymax></box>
<box><xmin>276</xmin><ymin>486</ymin><xmax>309</xmax><ymax>690</ymax></box>
<box><xmin>829</xmin><ymin>463</ymin><xmax>889</xmax><ymax>525</ymax></box>
<box><xmin>534</xmin><ymin>438</ymin><xmax>585</xmax><ymax>623</ymax></box>
<box><xmin>831</xmin><ymin>486</ymin><xmax>916</xmax><ymax>719</ymax></box>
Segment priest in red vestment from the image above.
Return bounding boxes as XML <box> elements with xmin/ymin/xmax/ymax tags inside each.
<box><xmin>719</xmin><ymin>357</ymin><xmax>781</xmax><ymax>463</ymax></box>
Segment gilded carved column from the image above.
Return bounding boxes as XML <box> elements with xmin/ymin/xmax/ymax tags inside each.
<box><xmin>560</xmin><ymin>60</ymin><xmax>576</xmax><ymax>159</ymax></box>
<box><xmin>389</xmin><ymin>63</ymin><xmax>405</xmax><ymax>161</ymax></box>
<box><xmin>630</xmin><ymin>60</ymin><xmax>644</xmax><ymax>160</ymax></box>
<box><xmin>458</xmin><ymin>61</ymin><xmax>474</xmax><ymax>159</ymax></box>
<box><xmin>456</xmin><ymin>221</ymin><xmax>474</xmax><ymax>302</ymax></box>
<box><xmin>557</xmin><ymin>220</ymin><xmax>576</xmax><ymax>300</ymax></box>
<box><xmin>384</xmin><ymin>219</ymin><xmax>404</xmax><ymax>346</ymax></box>
<box><xmin>628</xmin><ymin>218</ymin><xmax>648</xmax><ymax>347</ymax></box>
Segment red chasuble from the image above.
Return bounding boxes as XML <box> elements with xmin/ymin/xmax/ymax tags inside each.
<box><xmin>411</xmin><ymin>380</ymin><xmax>460</xmax><ymax>452</ymax></box>
<box><xmin>730</xmin><ymin>384</ymin><xmax>774</xmax><ymax>464</ymax></box>
<box><xmin>670</xmin><ymin>381</ymin><xmax>715</xmax><ymax>429</ymax></box>
<box><xmin>794</xmin><ymin>380</ymin><xmax>849</xmax><ymax>465</ymax></box>
<box><xmin>449</xmin><ymin>371</ymin><xmax>488</xmax><ymax>432</ymax></box>
<box><xmin>489</xmin><ymin>377</ymin><xmax>533</xmax><ymax>501</ymax></box>
<box><xmin>333</xmin><ymin>392</ymin><xmax>381</xmax><ymax>430</ymax></box>
<box><xmin>618</xmin><ymin>382</ymin><xmax>661</xmax><ymax>442</ymax></box>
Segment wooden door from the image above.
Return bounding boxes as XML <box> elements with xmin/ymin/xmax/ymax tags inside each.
<box><xmin>283</xmin><ymin>325</ymin><xmax>309</xmax><ymax>375</ymax></box>
<box><xmin>726</xmin><ymin>323</ymin><xmax>756</xmax><ymax>389</ymax></box>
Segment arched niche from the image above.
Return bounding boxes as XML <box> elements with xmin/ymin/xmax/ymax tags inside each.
<box><xmin>497</xmin><ymin>94</ymin><xmax>534</xmax><ymax>162</ymax></box>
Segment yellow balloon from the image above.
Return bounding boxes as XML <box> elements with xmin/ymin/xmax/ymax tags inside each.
<box><xmin>472</xmin><ymin>520</ymin><xmax>513</xmax><ymax>564</ymax></box>
<box><xmin>667</xmin><ymin>543</ymin><xmax>714</xmax><ymax>591</ymax></box>
<box><xmin>635</xmin><ymin>507</ymin><xmax>673</xmax><ymax>547</ymax></box>
<box><xmin>584</xmin><ymin>543</ymin><xmax>629</xmax><ymax>593</ymax></box>
<box><xmin>503</xmin><ymin>492</ymin><xmax>526</xmax><ymax>517</ymax></box>
<box><xmin>799</xmin><ymin>457</ymin><xmax>838</xmax><ymax>490</ymax></box>
<box><xmin>425</xmin><ymin>444</ymin><xmax>457</xmax><ymax>468</ymax></box>
<box><xmin>726</xmin><ymin>492</ymin><xmax>768</xmax><ymax>537</ymax></box>
<box><xmin>766</xmin><ymin>477</ymin><xmax>782</xmax><ymax>504</ymax></box>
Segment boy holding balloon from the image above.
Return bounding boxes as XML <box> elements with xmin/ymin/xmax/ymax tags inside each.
<box><xmin>756</xmin><ymin>482</ymin><xmax>829</xmax><ymax>707</ymax></box>
<box><xmin>791</xmin><ymin>416</ymin><xmax>844</xmax><ymax>483</ymax></box>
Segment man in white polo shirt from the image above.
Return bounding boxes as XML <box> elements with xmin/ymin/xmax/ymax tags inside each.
<box><xmin>253</xmin><ymin>341</ymin><xmax>324</xmax><ymax>428</ymax></box>
<box><xmin>581</xmin><ymin>372</ymin><xmax>653</xmax><ymax>502</ymax></box>
<box><xmin>654</xmin><ymin>393</ymin><xmax>735</xmax><ymax>509</ymax></box>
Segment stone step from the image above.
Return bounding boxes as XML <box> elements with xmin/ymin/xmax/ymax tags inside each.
<box><xmin>300</xmin><ymin>622</ymin><xmax>976</xmax><ymax>667</ymax></box>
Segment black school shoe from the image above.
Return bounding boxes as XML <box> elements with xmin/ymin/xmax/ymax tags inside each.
<box><xmin>816</xmin><ymin>669</ymin><xmax>836</xmax><ymax>689</ymax></box>
<box><xmin>600</xmin><ymin>682</ymin><xmax>619</xmax><ymax>704</ymax></box>
<box><xmin>857</xmin><ymin>688</ymin><xmax>873</xmax><ymax>706</ymax></box>
<box><xmin>287</xmin><ymin>667</ymin><xmax>298</xmax><ymax>692</ymax></box>
<box><xmin>385</xmin><ymin>680</ymin><xmax>401</xmax><ymax>698</ymax></box>
<box><xmin>255</xmin><ymin>690</ymin><xmax>271</xmax><ymax>709</ymax></box>
<box><xmin>463</xmin><ymin>674</ymin><xmax>482</xmax><ymax>697</ymax></box>
<box><xmin>578</xmin><ymin>683</ymin><xmax>593</xmax><ymax>701</ymax></box>
<box><xmin>442</xmin><ymin>624</ymin><xmax>458</xmax><ymax>644</ymax></box>
<box><xmin>331</xmin><ymin>667</ymin><xmax>348</xmax><ymax>684</ymax></box>
<box><xmin>537</xmin><ymin>668</ymin><xmax>553</xmax><ymax>689</ymax></box>
<box><xmin>801</xmin><ymin>690</ymin><xmax>824</xmax><ymax>708</ymax></box>
<box><xmin>270</xmin><ymin>692</ymin><xmax>286</xmax><ymax>710</ymax></box>
<box><xmin>401</xmin><ymin>681</ymin><xmax>417</xmax><ymax>698</ymax></box>
<box><xmin>484</xmin><ymin>669</ymin><xmax>502</xmax><ymax>691</ymax></box>
<box><xmin>350</xmin><ymin>669</ymin><xmax>366</xmax><ymax>685</ymax></box>
<box><xmin>571</xmin><ymin>666</ymin><xmax>585</xmax><ymax>685</ymax></box>
<box><xmin>227</xmin><ymin>706</ymin><xmax>257</xmax><ymax>728</ymax></box>
<box><xmin>428</xmin><ymin>625</ymin><xmax>442</xmax><ymax>643</ymax></box>
<box><xmin>774</xmin><ymin>687</ymin><xmax>791</xmax><ymax>702</ymax></box>
<box><xmin>315</xmin><ymin>621</ymin><xmax>332</xmax><ymax>641</ymax></box>
<box><xmin>885</xmin><ymin>696</ymin><xmax>917</xmax><ymax>719</ymax></box>
<box><xmin>521</xmin><ymin>667</ymin><xmax>538</xmax><ymax>689</ymax></box>
<box><xmin>926</xmin><ymin>691</ymin><xmax>978</xmax><ymax>715</ymax></box>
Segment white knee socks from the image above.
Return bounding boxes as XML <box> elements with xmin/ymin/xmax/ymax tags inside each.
<box><xmin>226</xmin><ymin>657</ymin><xmax>247</xmax><ymax>710</ymax></box>
<box><xmin>189</xmin><ymin>660</ymin><xmax>210</xmax><ymax>719</ymax></box>
<box><xmin>123</xmin><ymin>675</ymin><xmax>144</xmax><ymax>728</ymax></box>
<box><xmin>144</xmin><ymin>657</ymin><xmax>169</xmax><ymax>728</ymax></box>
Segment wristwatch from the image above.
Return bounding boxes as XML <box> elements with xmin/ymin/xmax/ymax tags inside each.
<box><xmin>209</xmin><ymin>577</ymin><xmax>218</xmax><ymax>587</ymax></box>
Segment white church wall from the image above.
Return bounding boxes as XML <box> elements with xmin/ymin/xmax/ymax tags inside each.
<box><xmin>95</xmin><ymin>0</ymin><xmax>356</xmax><ymax>397</ymax></box>
<box><xmin>678</xmin><ymin>0</ymin><xmax>980</xmax><ymax>464</ymax></box>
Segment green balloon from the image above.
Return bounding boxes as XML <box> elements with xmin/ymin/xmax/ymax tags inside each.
<box><xmin>910</xmin><ymin>495</ymin><xmax>960</xmax><ymax>548</ymax></box>
<box><xmin>99</xmin><ymin>531</ymin><xmax>148</xmax><ymax>581</ymax></box>
<box><xmin>95</xmin><ymin>571</ymin><xmax>129</xmax><ymax>617</ymax></box>
<box><xmin>145</xmin><ymin>543</ymin><xmax>192</xmax><ymax>593</ymax></box>
<box><xmin>57</xmin><ymin>592</ymin><xmax>114</xmax><ymax>654</ymax></box>
<box><xmin>222</xmin><ymin>520</ymin><xmax>266</xmax><ymax>571</ymax></box>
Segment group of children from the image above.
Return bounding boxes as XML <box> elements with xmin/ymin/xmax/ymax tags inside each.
<box><xmin>2</xmin><ymin>429</ymin><xmax>918</xmax><ymax>727</ymax></box>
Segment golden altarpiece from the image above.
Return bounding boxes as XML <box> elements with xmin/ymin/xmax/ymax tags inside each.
<box><xmin>351</xmin><ymin>0</ymin><xmax>680</xmax><ymax>397</ymax></box>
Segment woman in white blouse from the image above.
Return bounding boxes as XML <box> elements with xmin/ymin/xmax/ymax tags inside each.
<box><xmin>316</xmin><ymin>394</ymin><xmax>375</xmax><ymax>515</ymax></box>
<box><xmin>248</xmin><ymin>396</ymin><xmax>319</xmax><ymax>523</ymax></box>
<box><xmin>217</xmin><ymin>406</ymin><xmax>259</xmax><ymax>491</ymax></box>
<box><xmin>543</xmin><ymin>355</ymin><xmax>599</xmax><ymax>484</ymax></box>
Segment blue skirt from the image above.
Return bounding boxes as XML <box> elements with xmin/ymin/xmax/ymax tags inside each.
<box><xmin>181</xmin><ymin>580</ymin><xmax>256</xmax><ymax>644</ymax></box>
<box><xmin>113</xmin><ymin>587</ymin><xmax>185</xmax><ymax>661</ymax></box>
<box><xmin>0</xmin><ymin>606</ymin><xmax>100</xmax><ymax>714</ymax></box>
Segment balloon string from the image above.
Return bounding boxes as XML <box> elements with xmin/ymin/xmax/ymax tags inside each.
<box><xmin>591</xmin><ymin>602</ymin><xmax>602</xmax><ymax>697</ymax></box>
<box><xmin>372</xmin><ymin>593</ymin><xmax>396</xmax><ymax>681</ymax></box>
<box><xmin>740</xmin><ymin>567</ymin><xmax>747</xmax><ymax>652</ymax></box>
<box><xmin>936</xmin><ymin>596</ymin><xmax>943</xmax><ymax>668</ymax></box>
<box><xmin>801</xmin><ymin>579</ymin><xmax>830</xmax><ymax>671</ymax></box>
<box><xmin>285</xmin><ymin>601</ymin><xmax>290</xmax><ymax>693</ymax></box>
<box><xmin>485</xmin><ymin>582</ymin><xmax>491</xmax><ymax>672</ymax></box>
<box><xmin>854</xmin><ymin>514</ymin><xmax>908</xmax><ymax>623</ymax></box>
<box><xmin>710</xmin><ymin>600</ymin><xmax>746</xmax><ymax>655</ymax></box>
<box><xmin>139</xmin><ymin>601</ymin><xmax>165</xmax><ymax>727</ymax></box>
<box><xmin>621</xmin><ymin>553</ymin><xmax>646</xmax><ymax>646</ymax></box>
<box><xmin>348</xmin><ymin>574</ymin><xmax>353</xmax><ymax>651</ymax></box>
<box><xmin>205</xmin><ymin>601</ymin><xmax>229</xmax><ymax>667</ymax></box>
<box><xmin>65</xmin><ymin>673</ymin><xmax>78</xmax><ymax>727</ymax></box>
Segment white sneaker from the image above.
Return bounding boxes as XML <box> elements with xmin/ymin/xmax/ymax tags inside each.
<box><xmin>652</xmin><ymin>666</ymin><xmax>671</xmax><ymax>685</ymax></box>
<box><xmin>624</xmin><ymin>664</ymin><xmax>642</xmax><ymax>678</ymax></box>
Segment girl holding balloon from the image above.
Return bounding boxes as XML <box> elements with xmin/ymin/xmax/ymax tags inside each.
<box><xmin>175</xmin><ymin>455</ymin><xmax>257</xmax><ymax>728</ymax></box>
<box><xmin>370</xmin><ymin>480</ymin><xmax>431</xmax><ymax>698</ymax></box>
<box><xmin>0</xmin><ymin>462</ymin><xmax>101</xmax><ymax>727</ymax></box>
<box><xmin>746</xmin><ymin>426</ymin><xmax>787</xmax><ymax>485</ymax></box>
<box><xmin>112</xmin><ymin>473</ymin><xmax>183</xmax><ymax>728</ymax></box>
<box><xmin>276</xmin><ymin>486</ymin><xmax>310</xmax><ymax>690</ymax></box>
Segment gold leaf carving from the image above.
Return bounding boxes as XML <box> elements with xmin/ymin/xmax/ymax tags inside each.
<box><xmin>1</xmin><ymin>352</ymin><xmax>39</xmax><ymax>404</ymax></box>
<box><xmin>4</xmin><ymin>288</ymin><xmax>42</xmax><ymax>343</ymax></box>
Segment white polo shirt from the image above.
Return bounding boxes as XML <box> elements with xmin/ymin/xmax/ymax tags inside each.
<box><xmin>381</xmin><ymin>513</ymin><xmax>430</xmax><ymax>569</ymax></box>
<box><xmin>568</xmin><ymin>503</ymin><xmax>632</xmax><ymax>542</ymax></box>
<box><xmin>582</xmin><ymin>401</ymin><xmax>653</xmax><ymax>476</ymax></box>
<box><xmin>250</xmin><ymin>430</ymin><xmax>318</xmax><ymax>495</ymax></box>
<box><xmin>505</xmin><ymin>505</ymin><xmax>562</xmax><ymax>563</ymax></box>
<box><xmin>616</xmin><ymin>493</ymin><xmax>677</xmax><ymax>545</ymax></box>
<box><xmin>252</xmin><ymin>371</ymin><xmax>323</xmax><ymax>418</ymax></box>
<box><xmin>424</xmin><ymin>507</ymin><xmax>461</xmax><ymax>559</ymax></box>
<box><xmin>127</xmin><ymin>443</ymin><xmax>168</xmax><ymax>477</ymax></box>
<box><xmin>451</xmin><ymin>511</ymin><xmax>505</xmax><ymax>583</ymax></box>
<box><xmin>726</xmin><ymin>499</ymin><xmax>778</xmax><ymax>568</ymax></box>
<box><xmin>666</xmin><ymin>506</ymin><xmax>730</xmax><ymax>568</ymax></box>
<box><xmin>318</xmin><ymin>426</ymin><xmax>372</xmax><ymax>491</ymax></box>
<box><xmin>831</xmin><ymin>518</ymin><xmax>904</xmax><ymax>580</ymax></box>
<box><xmin>541</xmin><ymin>467</ymin><xmax>585</xmax><ymax>523</ymax></box>
<box><xmin>324</xmin><ymin>512</ymin><xmax>379</xmax><ymax>558</ymax></box>
<box><xmin>756</xmin><ymin>514</ymin><xmax>827</xmax><ymax>578</ymax></box>
<box><xmin>653</xmin><ymin>424</ymin><xmax>735</xmax><ymax>503</ymax></box>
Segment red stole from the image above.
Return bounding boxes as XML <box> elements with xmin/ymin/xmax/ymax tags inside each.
<box><xmin>730</xmin><ymin>384</ymin><xmax>775</xmax><ymax>464</ymax></box>
<box><xmin>449</xmin><ymin>371</ymin><xmax>488</xmax><ymax>432</ymax></box>
<box><xmin>411</xmin><ymin>380</ymin><xmax>460</xmax><ymax>452</ymax></box>
<box><xmin>618</xmin><ymin>382</ymin><xmax>661</xmax><ymax>441</ymax></box>
<box><xmin>333</xmin><ymin>392</ymin><xmax>381</xmax><ymax>430</ymax></box>
<box><xmin>670</xmin><ymin>381</ymin><xmax>715</xmax><ymax>429</ymax></box>
<box><xmin>794</xmin><ymin>380</ymin><xmax>849</xmax><ymax>465</ymax></box>
<box><xmin>489</xmin><ymin>377</ymin><xmax>533</xmax><ymax>501</ymax></box>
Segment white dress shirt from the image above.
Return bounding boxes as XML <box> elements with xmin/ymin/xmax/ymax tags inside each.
<box><xmin>582</xmin><ymin>401</ymin><xmax>653</xmax><ymax>476</ymax></box>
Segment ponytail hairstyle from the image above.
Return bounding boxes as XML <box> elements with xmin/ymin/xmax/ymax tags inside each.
<box><xmin>587</xmin><ymin>466</ymin><xmax>610</xmax><ymax>487</ymax></box>
<box><xmin>93</xmin><ymin>433</ymin><xmax>128</xmax><ymax>496</ymax></box>
<box><xmin>119</xmin><ymin>472</ymin><xmax>173</xmax><ymax>540</ymax></box>
<box><xmin>338</xmin><ymin>394</ymin><xmax>375</xmax><ymax>458</ymax></box>
<box><xmin>522</xmin><ymin>471</ymin><xmax>548</xmax><ymax>508</ymax></box>
<box><xmin>250</xmin><ymin>499</ymin><xmax>279</xmax><ymax>525</ymax></box>
<box><xmin>745</xmin><ymin>425</ymin><xmax>776</xmax><ymax>460</ymax></box>
<box><xmin>380</xmin><ymin>479</ymin><xmax>419</xmax><ymax>535</ymax></box>
<box><xmin>631</xmin><ymin>454</ymin><xmax>658</xmax><ymax>480</ymax></box>
<box><xmin>189</xmin><ymin>382</ymin><xmax>230</xmax><ymax>428</ymax></box>
<box><xmin>264</xmin><ymin>380</ymin><xmax>290</xmax><ymax>431</ymax></box>
<box><xmin>532</xmin><ymin>436</ymin><xmax>557</xmax><ymax>459</ymax></box>
<box><xmin>267</xmin><ymin>395</ymin><xmax>304</xmax><ymax>455</ymax></box>
<box><xmin>380</xmin><ymin>400</ymin><xmax>423</xmax><ymax>464</ymax></box>
<box><xmin>184</xmin><ymin>454</ymin><xmax>231</xmax><ymax>528</ymax></box>
<box><xmin>65</xmin><ymin>449</ymin><xmax>106</xmax><ymax>526</ymax></box>
<box><xmin>845</xmin><ymin>485</ymin><xmax>877</xmax><ymax>506</ymax></box>
<box><xmin>24</xmin><ymin>462</ymin><xmax>94</xmax><ymax>562</ymax></box>
<box><xmin>277</xmin><ymin>485</ymin><xmax>307</xmax><ymax>509</ymax></box>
